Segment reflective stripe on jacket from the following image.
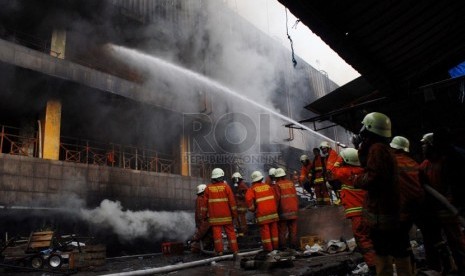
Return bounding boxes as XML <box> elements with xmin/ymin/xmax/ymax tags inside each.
<box><xmin>332</xmin><ymin>165</ymin><xmax>365</xmax><ymax>218</ymax></box>
<box><xmin>195</xmin><ymin>194</ymin><xmax>208</xmax><ymax>227</ymax></box>
<box><xmin>276</xmin><ymin>179</ymin><xmax>299</xmax><ymax>220</ymax></box>
<box><xmin>205</xmin><ymin>182</ymin><xmax>237</xmax><ymax>226</ymax></box>
<box><xmin>245</xmin><ymin>182</ymin><xmax>279</xmax><ymax>225</ymax></box>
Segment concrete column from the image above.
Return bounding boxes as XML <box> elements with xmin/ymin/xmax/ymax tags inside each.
<box><xmin>180</xmin><ymin>135</ymin><xmax>190</xmax><ymax>176</ymax></box>
<box><xmin>42</xmin><ymin>99</ymin><xmax>62</xmax><ymax>160</ymax></box>
<box><xmin>50</xmin><ymin>29</ymin><xmax>66</xmax><ymax>59</ymax></box>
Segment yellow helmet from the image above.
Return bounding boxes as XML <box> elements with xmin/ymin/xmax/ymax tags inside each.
<box><xmin>361</xmin><ymin>112</ymin><xmax>392</xmax><ymax>138</ymax></box>
<box><xmin>339</xmin><ymin>148</ymin><xmax>360</xmax><ymax>166</ymax></box>
<box><xmin>274</xmin><ymin>168</ymin><xmax>286</xmax><ymax>178</ymax></box>
<box><xmin>251</xmin><ymin>171</ymin><xmax>264</xmax><ymax>182</ymax></box>
<box><xmin>390</xmin><ymin>136</ymin><xmax>410</xmax><ymax>152</ymax></box>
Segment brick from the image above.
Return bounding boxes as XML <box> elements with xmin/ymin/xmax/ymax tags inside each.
<box><xmin>3</xmin><ymin>174</ymin><xmax>19</xmax><ymax>190</ymax></box>
<box><xmin>33</xmin><ymin>163</ymin><xmax>49</xmax><ymax>177</ymax></box>
<box><xmin>49</xmin><ymin>164</ymin><xmax>63</xmax><ymax>179</ymax></box>
<box><xmin>20</xmin><ymin>162</ymin><xmax>34</xmax><ymax>177</ymax></box>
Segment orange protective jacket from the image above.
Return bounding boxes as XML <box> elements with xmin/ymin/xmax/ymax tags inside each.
<box><xmin>205</xmin><ymin>182</ymin><xmax>238</xmax><ymax>225</ymax></box>
<box><xmin>234</xmin><ymin>180</ymin><xmax>249</xmax><ymax>214</ymax></box>
<box><xmin>393</xmin><ymin>151</ymin><xmax>424</xmax><ymax>221</ymax></box>
<box><xmin>325</xmin><ymin>149</ymin><xmax>341</xmax><ymax>172</ymax></box>
<box><xmin>354</xmin><ymin>143</ymin><xmax>400</xmax><ymax>227</ymax></box>
<box><xmin>195</xmin><ymin>194</ymin><xmax>208</xmax><ymax>227</ymax></box>
<box><xmin>245</xmin><ymin>182</ymin><xmax>279</xmax><ymax>225</ymax></box>
<box><xmin>275</xmin><ymin>179</ymin><xmax>299</xmax><ymax>220</ymax></box>
<box><xmin>299</xmin><ymin>163</ymin><xmax>312</xmax><ymax>184</ymax></box>
<box><xmin>332</xmin><ymin>165</ymin><xmax>365</xmax><ymax>218</ymax></box>
<box><xmin>311</xmin><ymin>156</ymin><xmax>326</xmax><ymax>184</ymax></box>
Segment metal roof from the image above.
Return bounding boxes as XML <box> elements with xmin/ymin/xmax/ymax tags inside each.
<box><xmin>278</xmin><ymin>0</ymin><xmax>465</xmax><ymax>145</ymax></box>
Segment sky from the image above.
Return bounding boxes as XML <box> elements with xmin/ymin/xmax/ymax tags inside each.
<box><xmin>223</xmin><ymin>0</ymin><xmax>360</xmax><ymax>86</ymax></box>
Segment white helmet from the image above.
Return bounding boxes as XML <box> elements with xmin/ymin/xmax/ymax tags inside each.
<box><xmin>268</xmin><ymin>168</ymin><xmax>276</xmax><ymax>176</ymax></box>
<box><xmin>274</xmin><ymin>168</ymin><xmax>286</xmax><ymax>178</ymax></box>
<box><xmin>211</xmin><ymin>168</ymin><xmax>225</xmax><ymax>179</ymax></box>
<box><xmin>196</xmin><ymin>184</ymin><xmax>207</xmax><ymax>195</ymax></box>
<box><xmin>339</xmin><ymin>148</ymin><xmax>361</xmax><ymax>166</ymax></box>
<box><xmin>231</xmin><ymin>172</ymin><xmax>242</xmax><ymax>179</ymax></box>
<box><xmin>319</xmin><ymin>141</ymin><xmax>331</xmax><ymax>149</ymax></box>
<box><xmin>390</xmin><ymin>136</ymin><xmax>410</xmax><ymax>152</ymax></box>
<box><xmin>361</xmin><ymin>112</ymin><xmax>392</xmax><ymax>138</ymax></box>
<box><xmin>300</xmin><ymin>155</ymin><xmax>309</xmax><ymax>162</ymax></box>
<box><xmin>421</xmin><ymin>133</ymin><xmax>434</xmax><ymax>146</ymax></box>
<box><xmin>251</xmin><ymin>171</ymin><xmax>264</xmax><ymax>182</ymax></box>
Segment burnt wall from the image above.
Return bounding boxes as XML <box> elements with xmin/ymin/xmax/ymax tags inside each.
<box><xmin>0</xmin><ymin>153</ymin><xmax>200</xmax><ymax>210</ymax></box>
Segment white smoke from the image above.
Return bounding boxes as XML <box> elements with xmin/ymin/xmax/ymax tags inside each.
<box><xmin>80</xmin><ymin>199</ymin><xmax>195</xmax><ymax>242</ymax></box>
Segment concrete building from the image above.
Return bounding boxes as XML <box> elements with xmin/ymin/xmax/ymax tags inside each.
<box><xmin>0</xmin><ymin>0</ymin><xmax>346</xmax><ymax>213</ymax></box>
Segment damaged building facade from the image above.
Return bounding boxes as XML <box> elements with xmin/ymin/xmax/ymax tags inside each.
<box><xmin>0</xmin><ymin>0</ymin><xmax>347</xmax><ymax>216</ymax></box>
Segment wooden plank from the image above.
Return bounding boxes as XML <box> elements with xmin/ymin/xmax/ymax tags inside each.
<box><xmin>30</xmin><ymin>235</ymin><xmax>53</xmax><ymax>241</ymax></box>
<box><xmin>32</xmin><ymin>231</ymin><xmax>54</xmax><ymax>236</ymax></box>
<box><xmin>82</xmin><ymin>244</ymin><xmax>106</xmax><ymax>252</ymax></box>
<box><xmin>29</xmin><ymin>241</ymin><xmax>53</xmax><ymax>248</ymax></box>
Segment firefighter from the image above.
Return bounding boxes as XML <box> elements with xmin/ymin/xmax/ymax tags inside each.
<box><xmin>274</xmin><ymin>168</ymin><xmax>299</xmax><ymax>250</ymax></box>
<box><xmin>389</xmin><ymin>135</ymin><xmax>425</xmax><ymax>274</ymax></box>
<box><xmin>245</xmin><ymin>170</ymin><xmax>279</xmax><ymax>252</ymax></box>
<box><xmin>204</xmin><ymin>168</ymin><xmax>239</xmax><ymax>256</ymax></box>
<box><xmin>231</xmin><ymin>172</ymin><xmax>249</xmax><ymax>237</ymax></box>
<box><xmin>352</xmin><ymin>112</ymin><xmax>409</xmax><ymax>275</ymax></box>
<box><xmin>331</xmin><ymin>148</ymin><xmax>376</xmax><ymax>274</ymax></box>
<box><xmin>320</xmin><ymin>141</ymin><xmax>343</xmax><ymax>202</ymax></box>
<box><xmin>265</xmin><ymin>168</ymin><xmax>276</xmax><ymax>186</ymax></box>
<box><xmin>311</xmin><ymin>148</ymin><xmax>331</xmax><ymax>205</ymax></box>
<box><xmin>191</xmin><ymin>184</ymin><xmax>212</xmax><ymax>253</ymax></box>
<box><xmin>299</xmin><ymin>155</ymin><xmax>314</xmax><ymax>198</ymax></box>
<box><xmin>418</xmin><ymin>132</ymin><xmax>465</xmax><ymax>274</ymax></box>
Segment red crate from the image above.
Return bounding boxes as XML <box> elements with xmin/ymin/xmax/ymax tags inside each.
<box><xmin>161</xmin><ymin>242</ymin><xmax>184</xmax><ymax>256</ymax></box>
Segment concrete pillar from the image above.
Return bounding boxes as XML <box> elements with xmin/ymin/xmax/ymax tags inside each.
<box><xmin>50</xmin><ymin>29</ymin><xmax>66</xmax><ymax>59</ymax></box>
<box><xmin>180</xmin><ymin>135</ymin><xmax>190</xmax><ymax>176</ymax></box>
<box><xmin>42</xmin><ymin>99</ymin><xmax>62</xmax><ymax>160</ymax></box>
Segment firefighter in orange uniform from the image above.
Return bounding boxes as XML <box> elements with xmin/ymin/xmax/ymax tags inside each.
<box><xmin>265</xmin><ymin>168</ymin><xmax>276</xmax><ymax>186</ymax></box>
<box><xmin>320</xmin><ymin>141</ymin><xmax>343</xmax><ymax>202</ymax></box>
<box><xmin>246</xmin><ymin>171</ymin><xmax>279</xmax><ymax>252</ymax></box>
<box><xmin>274</xmin><ymin>168</ymin><xmax>299</xmax><ymax>250</ymax></box>
<box><xmin>191</xmin><ymin>184</ymin><xmax>211</xmax><ymax>253</ymax></box>
<box><xmin>311</xmin><ymin>148</ymin><xmax>331</xmax><ymax>205</ymax></box>
<box><xmin>231</xmin><ymin>172</ymin><xmax>249</xmax><ymax>237</ymax></box>
<box><xmin>204</xmin><ymin>168</ymin><xmax>239</xmax><ymax>256</ymax></box>
<box><xmin>299</xmin><ymin>155</ymin><xmax>313</xmax><ymax>198</ymax></box>
<box><xmin>353</xmin><ymin>112</ymin><xmax>408</xmax><ymax>275</ymax></box>
<box><xmin>331</xmin><ymin>148</ymin><xmax>376</xmax><ymax>274</ymax></box>
<box><xmin>418</xmin><ymin>132</ymin><xmax>465</xmax><ymax>274</ymax></box>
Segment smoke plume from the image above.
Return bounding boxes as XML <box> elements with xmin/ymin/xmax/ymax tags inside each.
<box><xmin>80</xmin><ymin>199</ymin><xmax>195</xmax><ymax>242</ymax></box>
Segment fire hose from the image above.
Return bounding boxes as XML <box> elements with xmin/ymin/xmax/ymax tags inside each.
<box><xmin>100</xmin><ymin>250</ymin><xmax>261</xmax><ymax>276</ymax></box>
<box><xmin>423</xmin><ymin>184</ymin><xmax>465</xmax><ymax>228</ymax></box>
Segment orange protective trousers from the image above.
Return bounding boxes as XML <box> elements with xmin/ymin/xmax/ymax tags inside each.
<box><xmin>260</xmin><ymin>221</ymin><xmax>279</xmax><ymax>252</ymax></box>
<box><xmin>351</xmin><ymin>216</ymin><xmax>376</xmax><ymax>267</ymax></box>
<box><xmin>278</xmin><ymin>219</ymin><xmax>298</xmax><ymax>249</ymax></box>
<box><xmin>212</xmin><ymin>224</ymin><xmax>238</xmax><ymax>253</ymax></box>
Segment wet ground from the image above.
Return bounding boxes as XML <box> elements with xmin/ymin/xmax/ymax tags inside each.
<box><xmin>1</xmin><ymin>250</ymin><xmax>363</xmax><ymax>276</ymax></box>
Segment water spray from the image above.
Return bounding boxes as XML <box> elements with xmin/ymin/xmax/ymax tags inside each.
<box><xmin>107</xmin><ymin>44</ymin><xmax>336</xmax><ymax>144</ymax></box>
